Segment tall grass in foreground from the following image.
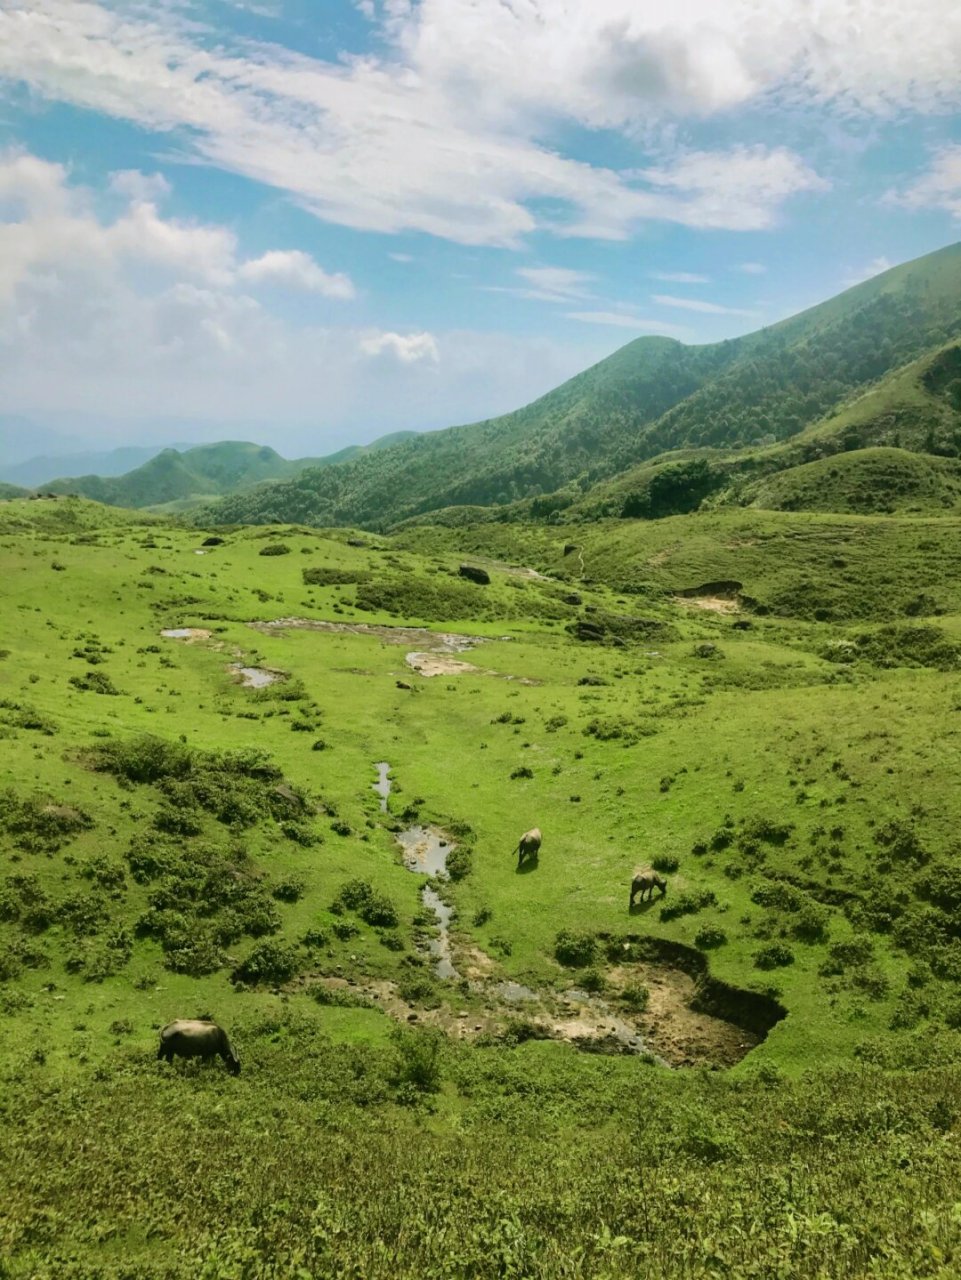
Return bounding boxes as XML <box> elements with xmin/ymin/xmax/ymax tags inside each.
<box><xmin>3</xmin><ymin>1019</ymin><xmax>961</xmax><ymax>1278</ymax></box>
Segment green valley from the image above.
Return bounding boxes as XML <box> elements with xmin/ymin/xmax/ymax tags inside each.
<box><xmin>4</xmin><ymin>494</ymin><xmax>961</xmax><ymax>1275</ymax></box>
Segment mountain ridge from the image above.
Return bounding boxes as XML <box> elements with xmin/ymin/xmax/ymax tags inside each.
<box><xmin>201</xmin><ymin>240</ymin><xmax>961</xmax><ymax>530</ymax></box>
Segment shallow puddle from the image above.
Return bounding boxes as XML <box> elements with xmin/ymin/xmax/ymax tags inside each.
<box><xmin>372</xmin><ymin>762</ymin><xmax>391</xmax><ymax>812</ymax></box>
<box><xmin>229</xmin><ymin>664</ymin><xmax>281</xmax><ymax>688</ymax></box>
<box><xmin>161</xmin><ymin>628</ymin><xmax>211</xmax><ymax>641</ymax></box>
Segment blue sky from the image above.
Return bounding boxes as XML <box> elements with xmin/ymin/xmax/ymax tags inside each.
<box><xmin>0</xmin><ymin>0</ymin><xmax>960</xmax><ymax>459</ymax></box>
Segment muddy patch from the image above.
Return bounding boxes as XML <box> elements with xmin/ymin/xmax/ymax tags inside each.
<box><xmin>161</xmin><ymin>628</ymin><xmax>212</xmax><ymax>641</ymax></box>
<box><xmin>229</xmin><ymin>664</ymin><xmax>283</xmax><ymax>689</ymax></box>
<box><xmin>249</xmin><ymin>618</ymin><xmax>486</xmax><ymax>654</ymax></box>
<box><xmin>405</xmin><ymin>652</ymin><xmax>483</xmax><ymax>678</ymax></box>
<box><xmin>675</xmin><ymin>595</ymin><xmax>740</xmax><ymax>615</ymax></box>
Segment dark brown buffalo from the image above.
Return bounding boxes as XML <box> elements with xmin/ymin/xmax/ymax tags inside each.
<box><xmin>158</xmin><ymin>1019</ymin><xmax>240</xmax><ymax>1075</ymax></box>
<box><xmin>629</xmin><ymin>870</ymin><xmax>667</xmax><ymax>906</ymax></box>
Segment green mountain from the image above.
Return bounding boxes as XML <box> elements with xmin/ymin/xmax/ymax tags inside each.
<box><xmin>38</xmin><ymin>433</ymin><xmax>418</xmax><ymax>512</ymax></box>
<box><xmin>0</xmin><ymin>482</ymin><xmax>27</xmax><ymax>500</ymax></box>
<box><xmin>204</xmin><ymin>241</ymin><xmax>961</xmax><ymax>530</ymax></box>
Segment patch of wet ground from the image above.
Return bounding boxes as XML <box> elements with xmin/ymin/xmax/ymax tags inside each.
<box><xmin>161</xmin><ymin>628</ymin><xmax>212</xmax><ymax>641</ymax></box>
<box><xmin>249</xmin><ymin>617</ymin><xmax>538</xmax><ymax>682</ymax></box>
<box><xmin>249</xmin><ymin>618</ymin><xmax>486</xmax><ymax>653</ymax></box>
<box><xmin>229</xmin><ymin>664</ymin><xmax>283</xmax><ymax>689</ymax></box>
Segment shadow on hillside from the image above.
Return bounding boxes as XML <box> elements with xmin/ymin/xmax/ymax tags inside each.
<box><xmin>515</xmin><ymin>857</ymin><xmax>539</xmax><ymax>875</ymax></box>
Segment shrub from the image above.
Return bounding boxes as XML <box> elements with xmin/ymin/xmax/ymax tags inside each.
<box><xmin>302</xmin><ymin>566</ymin><xmax>368</xmax><ymax>586</ymax></box>
<box><xmin>510</xmin><ymin>766</ymin><xmax>534</xmax><ymax>780</ymax></box>
<box><xmin>754</xmin><ymin>943</ymin><xmax>795</xmax><ymax>970</ymax></box>
<box><xmin>445</xmin><ymin>846</ymin><xmax>472</xmax><ymax>881</ymax></box>
<box><xmin>232</xmin><ymin>940</ymin><xmax>300</xmax><ymax>985</ymax></box>
<box><xmin>272</xmin><ymin>877</ymin><xmax>305</xmax><ymax>903</ymax></box>
<box><xmin>554</xmin><ymin>929</ymin><xmax>597</xmax><ymax>967</ymax></box>
<box><xmin>390</xmin><ymin>1027</ymin><xmax>443</xmax><ymax>1095</ymax></box>
<box><xmin>652</xmin><ymin>854</ymin><xmax>680</xmax><ymax>873</ymax></box>
<box><xmin>694</xmin><ymin>925</ymin><xmax>727</xmax><ymax>950</ymax></box>
<box><xmin>259</xmin><ymin>543</ymin><xmax>291</xmax><ymax>557</ymax></box>
<box><xmin>69</xmin><ymin>671</ymin><xmax>121</xmax><ymax>695</ymax></box>
<box><xmin>660</xmin><ymin>890</ymin><xmax>716</xmax><ymax>922</ymax></box>
<box><xmin>620</xmin><ymin>982</ymin><xmax>650</xmax><ymax>1012</ymax></box>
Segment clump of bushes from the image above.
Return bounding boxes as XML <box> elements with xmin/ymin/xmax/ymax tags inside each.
<box><xmin>445</xmin><ymin>846</ymin><xmax>472</xmax><ymax>881</ymax></box>
<box><xmin>619</xmin><ymin>982</ymin><xmax>650</xmax><ymax>1012</ymax></box>
<box><xmin>510</xmin><ymin>766</ymin><xmax>534</xmax><ymax>780</ymax></box>
<box><xmin>232</xmin><ymin>940</ymin><xmax>300</xmax><ymax>986</ymax></box>
<box><xmin>754</xmin><ymin>943</ymin><xmax>795</xmax><ymax>970</ymax></box>
<box><xmin>554</xmin><ymin>929</ymin><xmax>597</xmax><ymax>967</ymax></box>
<box><xmin>0</xmin><ymin>791</ymin><xmax>93</xmax><ymax>853</ymax></box>
<box><xmin>330</xmin><ymin>879</ymin><xmax>399</xmax><ymax>928</ymax></box>
<box><xmin>302</xmin><ymin>566</ymin><xmax>369</xmax><ymax>586</ymax></box>
<box><xmin>69</xmin><ymin>671</ymin><xmax>121</xmax><ymax>696</ymax></box>
<box><xmin>652</xmin><ymin>854</ymin><xmax>680</xmax><ymax>873</ymax></box>
<box><xmin>694</xmin><ymin>925</ymin><xmax>727</xmax><ymax>950</ymax></box>
<box><xmin>660</xmin><ymin>890</ymin><xmax>716</xmax><ymax>922</ymax></box>
<box><xmin>259</xmin><ymin>543</ymin><xmax>291</xmax><ymax>557</ymax></box>
<box><xmin>0</xmin><ymin>700</ymin><xmax>58</xmax><ymax>736</ymax></box>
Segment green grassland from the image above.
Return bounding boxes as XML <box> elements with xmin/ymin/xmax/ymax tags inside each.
<box><xmin>5</xmin><ymin>498</ymin><xmax>961</xmax><ymax>1275</ymax></box>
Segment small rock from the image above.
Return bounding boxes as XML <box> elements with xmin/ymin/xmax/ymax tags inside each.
<box><xmin>457</xmin><ymin>1011</ymin><xmax>469</xmax><ymax>1019</ymax></box>
<box><xmin>407</xmin><ymin>1013</ymin><xmax>418</xmax><ymax>1022</ymax></box>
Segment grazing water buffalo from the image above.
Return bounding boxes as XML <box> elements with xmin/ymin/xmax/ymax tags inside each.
<box><xmin>517</xmin><ymin>827</ymin><xmax>542</xmax><ymax>867</ymax></box>
<box><xmin>158</xmin><ymin>1019</ymin><xmax>241</xmax><ymax>1075</ymax></box>
<box><xmin>630</xmin><ymin>871</ymin><xmax>667</xmax><ymax>907</ymax></box>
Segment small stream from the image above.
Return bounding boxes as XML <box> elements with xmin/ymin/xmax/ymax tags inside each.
<box><xmin>372</xmin><ymin>762</ymin><xmax>391</xmax><ymax>812</ymax></box>
<box><xmin>395</xmin><ymin>822</ymin><xmax>459</xmax><ymax>980</ymax></box>
<box><xmin>370</xmin><ymin>763</ymin><xmax>759</xmax><ymax>1066</ymax></box>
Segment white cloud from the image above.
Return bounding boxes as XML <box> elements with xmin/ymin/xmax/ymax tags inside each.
<box><xmin>737</xmin><ymin>261</ymin><xmax>766</xmax><ymax>274</ymax></box>
<box><xmin>359</xmin><ymin>330</ymin><xmax>439</xmax><ymax>363</ymax></box>
<box><xmin>0</xmin><ymin>151</ymin><xmax>353</xmax><ymax>306</ymax></box>
<box><xmin>238</xmin><ymin>250</ymin><xmax>355</xmax><ymax>298</ymax></box>
<box><xmin>516</xmin><ymin>266</ymin><xmax>595</xmax><ymax>299</ymax></box>
<box><xmin>886</xmin><ymin>145</ymin><xmax>961</xmax><ymax>219</ymax></box>
<box><xmin>0</xmin><ymin>2</ymin><xmax>827</xmax><ymax>247</ymax></box>
<box><xmin>389</xmin><ymin>252</ymin><xmax>414</xmax><ymax>263</ymax></box>
<box><xmin>399</xmin><ymin>0</ymin><xmax>961</xmax><ymax>123</ymax></box>
<box><xmin>108</xmin><ymin>169</ymin><xmax>171</xmax><ymax>204</ymax></box>
<box><xmin>0</xmin><ymin>148</ymin><xmax>627</xmax><ymax>452</ymax></box>
<box><xmin>650</xmin><ymin>271</ymin><xmax>710</xmax><ymax>284</ymax></box>
<box><xmin>842</xmin><ymin>256</ymin><xmax>894</xmax><ymax>287</ymax></box>
<box><xmin>565</xmin><ymin>310</ymin><xmax>687</xmax><ymax>333</ymax></box>
<box><xmin>652</xmin><ymin>294</ymin><xmax>759</xmax><ymax>316</ymax></box>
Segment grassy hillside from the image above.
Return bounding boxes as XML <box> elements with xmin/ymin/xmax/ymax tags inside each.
<box><xmin>204</xmin><ymin>242</ymin><xmax>961</xmax><ymax>530</ymax></box>
<box><xmin>7</xmin><ymin>498</ymin><xmax>961</xmax><ymax>1271</ymax></box>
<box><xmin>0</xmin><ymin>482</ymin><xmax>27</xmax><ymax>500</ymax></box>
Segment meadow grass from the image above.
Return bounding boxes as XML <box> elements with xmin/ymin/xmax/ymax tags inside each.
<box><xmin>4</xmin><ymin>498</ymin><xmax>961</xmax><ymax>1274</ymax></box>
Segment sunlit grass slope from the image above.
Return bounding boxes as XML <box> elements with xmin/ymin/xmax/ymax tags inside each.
<box><xmin>5</xmin><ymin>497</ymin><xmax>961</xmax><ymax>1275</ymax></box>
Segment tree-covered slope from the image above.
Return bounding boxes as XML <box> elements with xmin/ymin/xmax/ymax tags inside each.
<box><xmin>204</xmin><ymin>241</ymin><xmax>961</xmax><ymax>530</ymax></box>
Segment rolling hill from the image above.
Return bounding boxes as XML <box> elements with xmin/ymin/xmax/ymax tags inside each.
<box><xmin>37</xmin><ymin>433</ymin><xmax>418</xmax><ymax>511</ymax></box>
<box><xmin>203</xmin><ymin>241</ymin><xmax>961</xmax><ymax>530</ymax></box>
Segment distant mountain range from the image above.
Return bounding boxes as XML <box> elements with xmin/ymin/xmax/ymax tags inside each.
<box><xmin>198</xmin><ymin>240</ymin><xmax>961</xmax><ymax>529</ymax></box>
<box><xmin>15</xmin><ymin>433</ymin><xmax>417</xmax><ymax>512</ymax></box>
<box><xmin>1</xmin><ymin>444</ymin><xmax>191</xmax><ymax>489</ymax></box>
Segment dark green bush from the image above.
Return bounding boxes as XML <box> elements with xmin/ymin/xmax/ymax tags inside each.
<box><xmin>660</xmin><ymin>890</ymin><xmax>716</xmax><ymax>922</ymax></box>
<box><xmin>554</xmin><ymin>929</ymin><xmax>597</xmax><ymax>967</ymax></box>
<box><xmin>232</xmin><ymin>939</ymin><xmax>300</xmax><ymax>985</ymax></box>
<box><xmin>694</xmin><ymin>925</ymin><xmax>727</xmax><ymax>949</ymax></box>
<box><xmin>259</xmin><ymin>543</ymin><xmax>291</xmax><ymax>557</ymax></box>
<box><xmin>754</xmin><ymin>943</ymin><xmax>795</xmax><ymax>970</ymax></box>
